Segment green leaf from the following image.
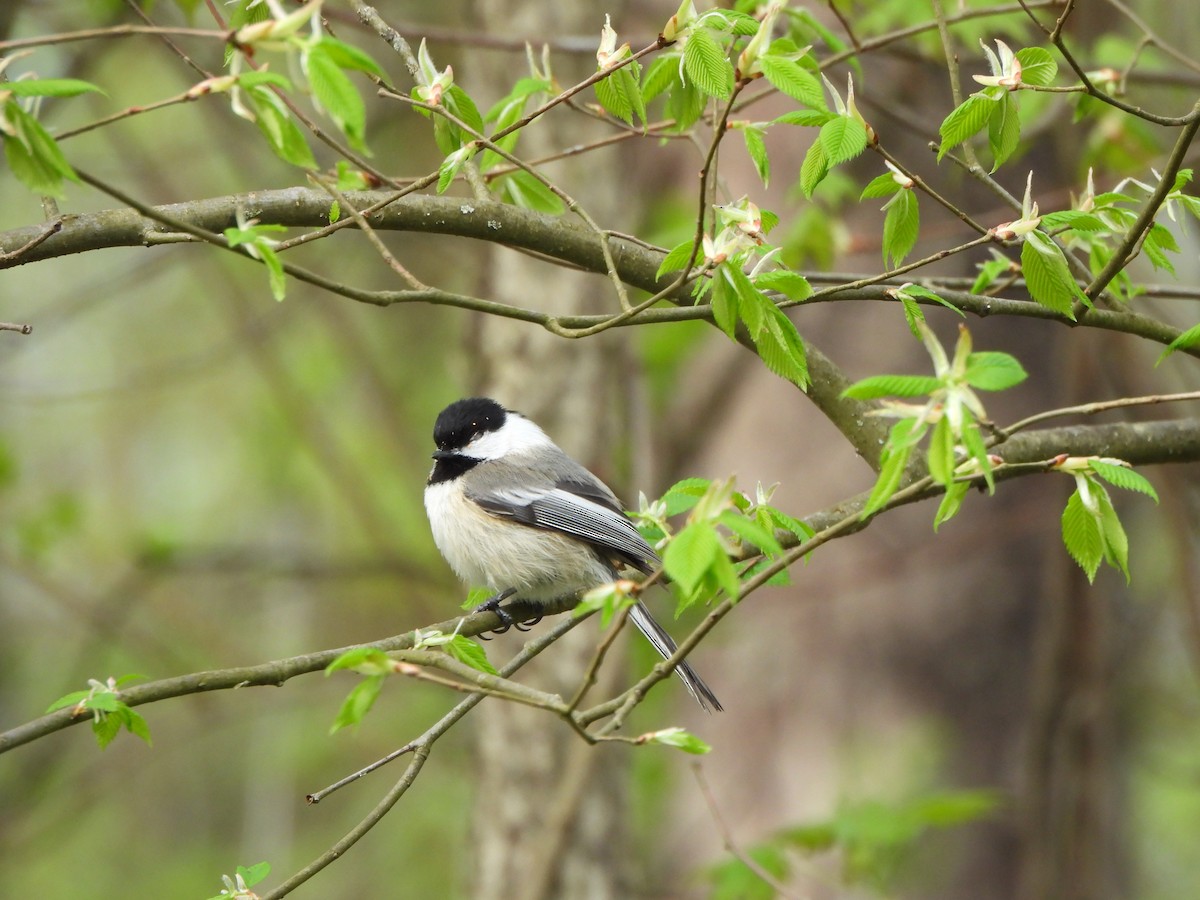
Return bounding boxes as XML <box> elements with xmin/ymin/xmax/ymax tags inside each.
<box><xmin>1089</xmin><ymin>460</ymin><xmax>1158</xmax><ymax>501</ymax></box>
<box><xmin>1142</xmin><ymin>222</ymin><xmax>1179</xmax><ymax>274</ymax></box>
<box><xmin>1021</xmin><ymin>231</ymin><xmax>1082</xmax><ymax>318</ymax></box>
<box><xmin>862</xmin><ymin>426</ymin><xmax>915</xmax><ymax>518</ymax></box>
<box><xmin>595</xmin><ymin>65</ymin><xmax>644</xmax><ymax>127</ymax></box>
<box><xmin>666</xmin><ymin>76</ymin><xmax>705</xmax><ymax>130</ymax></box>
<box><xmin>710</xmin><ymin>269</ymin><xmax>740</xmax><ymax>339</ymax></box>
<box><xmin>759</xmin><ymin>54</ymin><xmax>826</xmax><ymax>109</ymax></box>
<box><xmin>238</xmin><ymin>862</ymin><xmax>272</xmax><ymax>888</ymax></box>
<box><xmin>1061</xmin><ymin>489</ymin><xmax>1102</xmax><ymax>582</ymax></box>
<box><xmin>2</xmin><ymin>102</ymin><xmax>79</xmax><ymax>197</ymax></box>
<box><xmin>987</xmin><ymin>93</ymin><xmax>1020</xmax><ymax>171</ymax></box>
<box><xmin>2</xmin><ymin>78</ymin><xmax>105</xmax><ymax>98</ymax></box>
<box><xmin>1096</xmin><ymin>487</ymin><xmax>1129</xmax><ymax>581</ymax></box>
<box><xmin>1015</xmin><ymin>47</ymin><xmax>1057</xmax><ymax>86</ymax></box>
<box><xmin>244</xmin><ymin>85</ymin><xmax>317</xmax><ymax>169</ymax></box>
<box><xmin>819</xmin><ymin>116</ymin><xmax>868</xmax><ymax>168</ymax></box>
<box><xmin>1155</xmin><ymin>321</ymin><xmax>1200</xmax><ymax>365</ymax></box>
<box><xmin>330</xmin><ymin>675</ymin><xmax>385</xmax><ymax>734</ymax></box>
<box><xmin>656</xmin><ymin>239</ymin><xmax>699</xmax><ymax>279</ymax></box>
<box><xmin>933</xmin><ymin>480</ymin><xmax>970</xmax><ymax>530</ymax></box>
<box><xmin>663</xmin><ymin>521</ymin><xmax>723</xmax><ymax>596</ymax></box>
<box><xmin>643</xmin><ymin>726</ymin><xmax>712</xmax><ymax>755</ymax></box>
<box><xmin>257</xmin><ymin>244</ymin><xmax>287</xmax><ymax>301</ymax></box>
<box><xmin>719</xmin><ymin>510</ymin><xmax>784</xmax><ymax>556</ymax></box>
<box><xmin>754</xmin><ymin>269</ymin><xmax>811</xmax><ymax>302</ymax></box>
<box><xmin>661</xmin><ymin>478</ymin><xmax>712</xmax><ymax>516</ymax></box>
<box><xmin>325</xmin><ymin>646</ymin><xmax>394</xmax><ymax>675</ymax></box>
<box><xmin>964</xmin><ymin>351</ymin><xmax>1028</xmax><ymax>390</ymax></box>
<box><xmin>773</xmin><ymin>108</ymin><xmax>835</xmax><ymax>127</ymax></box>
<box><xmin>46</xmin><ymin>690</ymin><xmax>90</xmax><ymax>713</ymax></box>
<box><xmin>445</xmin><ymin>85</ymin><xmax>484</xmax><ymax>135</ymax></box>
<box><xmin>843</xmin><ymin>374</ymin><xmax>942</xmax><ymax>399</ymax></box>
<box><xmin>683</xmin><ymin>28</ymin><xmax>733</xmax><ymax>98</ymax></box>
<box><xmin>724</xmin><ymin>263</ymin><xmax>766</xmax><ymax>336</ymax></box>
<box><xmin>741</xmin><ymin>125</ymin><xmax>769</xmax><ymax>186</ymax></box>
<box><xmin>495</xmin><ymin>170</ymin><xmax>565</xmax><ymax>215</ymax></box>
<box><xmin>937</xmin><ymin>93</ymin><xmax>998</xmax><ymax>159</ymax></box>
<box><xmin>1039</xmin><ymin>210</ymin><xmax>1107</xmax><ymax>232</ymax></box>
<box><xmin>303</xmin><ymin>44</ymin><xmax>367</xmax><ymax>150</ymax></box>
<box><xmin>882</xmin><ymin>190</ymin><xmax>919</xmax><ymax>267</ymax></box>
<box><xmin>927</xmin><ymin>416</ymin><xmax>955</xmax><ymax>487</ymax></box>
<box><xmin>861</xmin><ymin>172</ymin><xmax>901</xmax><ymax>200</ymax></box>
<box><xmin>756</xmin><ymin>306</ymin><xmax>809</xmax><ymax>387</ymax></box>
<box><xmin>123</xmin><ymin>707</ymin><xmax>152</xmax><ymax>745</ymax></box>
<box><xmin>799</xmin><ymin>138</ymin><xmax>828</xmax><ymax>197</ymax></box>
<box><xmin>446</xmin><ymin>635</ymin><xmax>498</xmax><ymax>675</ymax></box>
<box><xmin>642</xmin><ymin>54</ymin><xmax>680</xmax><ymax>103</ymax></box>
<box><xmin>317</xmin><ymin>37</ymin><xmax>386</xmax><ymax>77</ymax></box>
<box><xmin>972</xmin><ymin>255</ymin><xmax>1016</xmax><ymax>293</ymax></box>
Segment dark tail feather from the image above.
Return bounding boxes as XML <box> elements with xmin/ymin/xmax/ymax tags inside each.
<box><xmin>628</xmin><ymin>601</ymin><xmax>723</xmax><ymax>712</ymax></box>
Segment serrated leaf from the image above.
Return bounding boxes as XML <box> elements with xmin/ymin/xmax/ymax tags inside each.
<box><xmin>799</xmin><ymin>138</ymin><xmax>828</xmax><ymax>197</ymax></box>
<box><xmin>644</xmin><ymin>726</ymin><xmax>712</xmax><ymax>755</ymax></box>
<box><xmin>710</xmin><ymin>271</ymin><xmax>739</xmax><ymax>339</ymax></box>
<box><xmin>759</xmin><ymin>54</ymin><xmax>826</xmax><ymax>109</ymax></box>
<box><xmin>318</xmin><ymin>37</ymin><xmax>386</xmax><ymax>77</ymax></box>
<box><xmin>756</xmin><ymin>306</ymin><xmax>809</xmax><ymax>387</ymax></box>
<box><xmin>3</xmin><ymin>78</ymin><xmax>105</xmax><ymax>98</ymax></box>
<box><xmin>238</xmin><ymin>862</ymin><xmax>272</xmax><ymax>888</ymax></box>
<box><xmin>927</xmin><ymin>416</ymin><xmax>955</xmax><ymax>487</ymax></box>
<box><xmin>303</xmin><ymin>44</ymin><xmax>367</xmax><ymax>150</ymax></box>
<box><xmin>724</xmin><ymin>263</ymin><xmax>766</xmax><ymax>336</ymax></box>
<box><xmin>862</xmin><ymin>430</ymin><xmax>914</xmax><ymax>518</ymax></box>
<box><xmin>666</xmin><ymin>76</ymin><xmax>705</xmax><ymax>130</ymax></box>
<box><xmin>683</xmin><ymin>28</ymin><xmax>733</xmax><ymax>98</ymax></box>
<box><xmin>595</xmin><ymin>65</ymin><xmax>643</xmax><ymax>126</ymax></box>
<box><xmin>742</xmin><ymin>125</ymin><xmax>769</xmax><ymax>185</ymax></box>
<box><xmin>496</xmin><ymin>170</ymin><xmax>564</xmax><ymax>215</ymax></box>
<box><xmin>3</xmin><ymin>102</ymin><xmax>78</xmax><ymax>197</ymax></box>
<box><xmin>642</xmin><ymin>54</ymin><xmax>680</xmax><ymax>102</ymax></box>
<box><xmin>447</xmin><ymin>635</ymin><xmax>498</xmax><ymax>675</ymax></box>
<box><xmin>1015</xmin><ymin>47</ymin><xmax>1057</xmax><ymax>86</ymax></box>
<box><xmin>754</xmin><ymin>269</ymin><xmax>811</xmax><ymax>301</ymax></box>
<box><xmin>445</xmin><ymin>85</ymin><xmax>484</xmax><ymax>135</ymax></box>
<box><xmin>964</xmin><ymin>351</ymin><xmax>1027</xmax><ymax>390</ymax></box>
<box><xmin>1062</xmin><ymin>489</ymin><xmax>1102</xmax><ymax>582</ymax></box>
<box><xmin>245</xmin><ymin>85</ymin><xmax>316</xmax><ymax>168</ymax></box>
<box><xmin>46</xmin><ymin>690</ymin><xmax>91</xmax><ymax>713</ymax></box>
<box><xmin>661</xmin><ymin>478</ymin><xmax>712</xmax><ymax>516</ymax></box>
<box><xmin>1156</xmin><ymin>321</ymin><xmax>1200</xmax><ymax>365</ymax></box>
<box><xmin>819</xmin><ymin>116</ymin><xmax>867</xmax><ymax>167</ymax></box>
<box><xmin>1089</xmin><ymin>460</ymin><xmax>1158</xmax><ymax>501</ymax></box>
<box><xmin>719</xmin><ymin>510</ymin><xmax>784</xmax><ymax>556</ymax></box>
<box><xmin>842</xmin><ymin>374</ymin><xmax>942</xmax><ymax>399</ymax></box>
<box><xmin>882</xmin><ymin>189</ymin><xmax>919</xmax><ymax>266</ymax></box>
<box><xmin>1096</xmin><ymin>488</ymin><xmax>1129</xmax><ymax>580</ymax></box>
<box><xmin>937</xmin><ymin>93</ymin><xmax>998</xmax><ymax>159</ymax></box>
<box><xmin>656</xmin><ymin>239</ymin><xmax>699</xmax><ymax>279</ymax></box>
<box><xmin>1142</xmin><ymin>222</ymin><xmax>1178</xmax><ymax>273</ymax></box>
<box><xmin>330</xmin><ymin>675</ymin><xmax>385</xmax><ymax>734</ymax></box>
<box><xmin>987</xmin><ymin>93</ymin><xmax>1020</xmax><ymax>171</ymax></box>
<box><xmin>1039</xmin><ymin>210</ymin><xmax>1107</xmax><ymax>232</ymax></box>
<box><xmin>774</xmin><ymin>108</ymin><xmax>835</xmax><ymax>127</ymax></box>
<box><xmin>326</xmin><ymin>646</ymin><xmax>393</xmax><ymax>675</ymax></box>
<box><xmin>861</xmin><ymin>172</ymin><xmax>901</xmax><ymax>200</ymax></box>
<box><xmin>933</xmin><ymin>480</ymin><xmax>970</xmax><ymax>531</ymax></box>
<box><xmin>1021</xmin><ymin>231</ymin><xmax>1081</xmax><ymax>318</ymax></box>
<box><xmin>123</xmin><ymin>707</ymin><xmax>152</xmax><ymax>745</ymax></box>
<box><xmin>663</xmin><ymin>521</ymin><xmax>723</xmax><ymax>596</ymax></box>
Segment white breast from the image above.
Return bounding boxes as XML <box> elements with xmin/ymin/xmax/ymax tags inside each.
<box><xmin>424</xmin><ymin>479</ymin><xmax>615</xmax><ymax>604</ymax></box>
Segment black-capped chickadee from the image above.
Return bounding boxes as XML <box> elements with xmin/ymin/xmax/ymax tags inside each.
<box><xmin>424</xmin><ymin>397</ymin><xmax>722</xmax><ymax>711</ymax></box>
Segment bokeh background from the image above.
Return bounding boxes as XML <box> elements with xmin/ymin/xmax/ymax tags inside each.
<box><xmin>2</xmin><ymin>1</ymin><xmax>1199</xmax><ymax>898</ymax></box>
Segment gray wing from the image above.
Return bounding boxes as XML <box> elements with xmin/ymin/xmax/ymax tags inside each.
<box><xmin>467</xmin><ymin>465</ymin><xmax>659</xmax><ymax>573</ymax></box>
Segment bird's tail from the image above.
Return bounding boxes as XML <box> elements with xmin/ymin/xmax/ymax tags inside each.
<box><xmin>628</xmin><ymin>601</ymin><xmax>722</xmax><ymax>712</ymax></box>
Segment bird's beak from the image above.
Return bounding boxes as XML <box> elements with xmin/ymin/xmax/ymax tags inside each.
<box><xmin>432</xmin><ymin>449</ymin><xmax>455</xmax><ymax>460</ymax></box>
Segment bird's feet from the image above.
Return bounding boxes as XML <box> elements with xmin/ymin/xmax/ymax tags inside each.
<box><xmin>474</xmin><ymin>589</ymin><xmax>544</xmax><ymax>639</ymax></box>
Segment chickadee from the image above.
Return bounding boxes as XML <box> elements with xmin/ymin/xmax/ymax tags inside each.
<box><xmin>424</xmin><ymin>397</ymin><xmax>722</xmax><ymax>712</ymax></box>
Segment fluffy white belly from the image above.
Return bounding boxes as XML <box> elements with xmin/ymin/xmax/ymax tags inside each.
<box><xmin>425</xmin><ymin>481</ymin><xmax>614</xmax><ymax>603</ymax></box>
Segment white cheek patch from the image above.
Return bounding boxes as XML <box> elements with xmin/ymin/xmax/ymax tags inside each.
<box><xmin>468</xmin><ymin>415</ymin><xmax>552</xmax><ymax>460</ymax></box>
